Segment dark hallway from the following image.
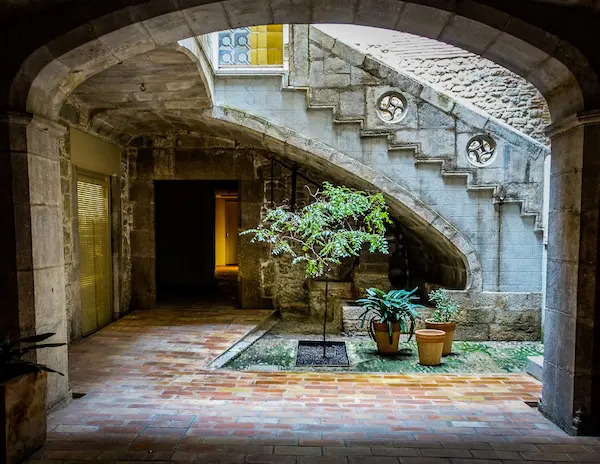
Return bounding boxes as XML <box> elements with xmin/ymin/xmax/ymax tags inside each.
<box><xmin>154</xmin><ymin>180</ymin><xmax>239</xmax><ymax>308</ymax></box>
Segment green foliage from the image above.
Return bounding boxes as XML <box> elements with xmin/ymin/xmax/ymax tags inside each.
<box><xmin>241</xmin><ymin>182</ymin><xmax>392</xmax><ymax>279</ymax></box>
<box><xmin>0</xmin><ymin>332</ymin><xmax>66</xmax><ymax>383</ymax></box>
<box><xmin>356</xmin><ymin>288</ymin><xmax>424</xmax><ymax>344</ymax></box>
<box><xmin>428</xmin><ymin>288</ymin><xmax>459</xmax><ymax>323</ymax></box>
<box><xmin>457</xmin><ymin>341</ymin><xmax>493</xmax><ymax>355</ymax></box>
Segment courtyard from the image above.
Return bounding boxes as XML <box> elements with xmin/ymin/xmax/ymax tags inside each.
<box><xmin>3</xmin><ymin>1</ymin><xmax>600</xmax><ymax>462</ymax></box>
<box><xmin>25</xmin><ymin>310</ymin><xmax>600</xmax><ymax>463</ymax></box>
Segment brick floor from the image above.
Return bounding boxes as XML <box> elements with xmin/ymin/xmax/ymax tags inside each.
<box><xmin>25</xmin><ymin>309</ymin><xmax>600</xmax><ymax>463</ymax></box>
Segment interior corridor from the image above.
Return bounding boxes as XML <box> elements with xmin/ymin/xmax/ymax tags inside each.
<box><xmin>25</xmin><ymin>311</ymin><xmax>600</xmax><ymax>463</ymax></box>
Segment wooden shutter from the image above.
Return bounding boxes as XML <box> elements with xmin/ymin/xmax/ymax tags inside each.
<box><xmin>77</xmin><ymin>174</ymin><xmax>112</xmax><ymax>336</ymax></box>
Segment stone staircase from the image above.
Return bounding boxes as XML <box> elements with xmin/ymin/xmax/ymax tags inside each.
<box><xmin>212</xmin><ymin>26</ymin><xmax>546</xmax><ymax>296</ymax></box>
<box><xmin>300</xmin><ymin>26</ymin><xmax>548</xmax><ymax>231</ymax></box>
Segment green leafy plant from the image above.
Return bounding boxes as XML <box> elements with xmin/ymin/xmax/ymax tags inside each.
<box><xmin>242</xmin><ymin>182</ymin><xmax>391</xmax><ymax>357</ymax></box>
<box><xmin>428</xmin><ymin>288</ymin><xmax>459</xmax><ymax>323</ymax></box>
<box><xmin>0</xmin><ymin>332</ymin><xmax>66</xmax><ymax>383</ymax></box>
<box><xmin>357</xmin><ymin>287</ymin><xmax>424</xmax><ymax>344</ymax></box>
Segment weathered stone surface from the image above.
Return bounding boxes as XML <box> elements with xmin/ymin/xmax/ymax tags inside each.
<box><xmin>454</xmin><ymin>323</ymin><xmax>491</xmax><ymax>341</ymax></box>
<box><xmin>342</xmin><ymin>305</ymin><xmax>367</xmax><ymax>334</ymax></box>
<box><xmin>308</xmin><ymin>281</ymin><xmax>353</xmax><ymax>332</ymax></box>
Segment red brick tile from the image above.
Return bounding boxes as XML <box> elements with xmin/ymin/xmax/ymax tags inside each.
<box><xmin>18</xmin><ymin>310</ymin><xmax>587</xmax><ymax>464</ymax></box>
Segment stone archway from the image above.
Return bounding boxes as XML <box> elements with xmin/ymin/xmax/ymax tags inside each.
<box><xmin>10</xmin><ymin>0</ymin><xmax>596</xmax><ymax>122</ymax></box>
<box><xmin>3</xmin><ymin>0</ymin><xmax>600</xmax><ymax>436</ymax></box>
<box><xmin>113</xmin><ymin>107</ymin><xmax>482</xmax><ymax>303</ymax></box>
<box><xmin>203</xmin><ymin>106</ymin><xmax>484</xmax><ymax>291</ymax></box>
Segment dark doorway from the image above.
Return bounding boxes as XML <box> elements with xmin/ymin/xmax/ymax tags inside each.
<box><xmin>155</xmin><ymin>180</ymin><xmax>239</xmax><ymax>307</ymax></box>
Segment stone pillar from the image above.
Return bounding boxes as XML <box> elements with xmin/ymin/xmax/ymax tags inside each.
<box><xmin>130</xmin><ymin>146</ymin><xmax>157</xmax><ymax>310</ymax></box>
<box><xmin>0</xmin><ymin>112</ymin><xmax>70</xmax><ymax>411</ymax></box>
<box><xmin>542</xmin><ymin>111</ymin><xmax>600</xmax><ymax>435</ymax></box>
<box><xmin>0</xmin><ymin>113</ymin><xmax>29</xmax><ymax>340</ymax></box>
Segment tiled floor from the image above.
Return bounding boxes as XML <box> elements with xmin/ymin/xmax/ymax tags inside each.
<box><xmin>27</xmin><ymin>310</ymin><xmax>600</xmax><ymax>463</ymax></box>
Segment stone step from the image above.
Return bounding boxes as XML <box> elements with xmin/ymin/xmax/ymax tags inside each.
<box><xmin>526</xmin><ymin>355</ymin><xmax>544</xmax><ymax>381</ymax></box>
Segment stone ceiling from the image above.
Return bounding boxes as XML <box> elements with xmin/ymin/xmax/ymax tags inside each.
<box><xmin>67</xmin><ymin>45</ymin><xmax>210</xmax><ymax>137</ymax></box>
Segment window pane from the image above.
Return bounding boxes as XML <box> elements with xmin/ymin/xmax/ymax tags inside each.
<box><xmin>218</xmin><ymin>25</ymin><xmax>283</xmax><ymax>66</ymax></box>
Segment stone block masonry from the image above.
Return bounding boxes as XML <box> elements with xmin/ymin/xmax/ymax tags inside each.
<box><xmin>316</xmin><ymin>25</ymin><xmax>551</xmax><ymax>145</ymax></box>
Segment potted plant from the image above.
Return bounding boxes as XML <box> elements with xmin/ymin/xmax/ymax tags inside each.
<box><xmin>1</xmin><ymin>332</ymin><xmax>66</xmax><ymax>464</ymax></box>
<box><xmin>425</xmin><ymin>288</ymin><xmax>459</xmax><ymax>356</ymax></box>
<box><xmin>356</xmin><ymin>287</ymin><xmax>423</xmax><ymax>355</ymax></box>
<box><xmin>242</xmin><ymin>182</ymin><xmax>390</xmax><ymax>360</ymax></box>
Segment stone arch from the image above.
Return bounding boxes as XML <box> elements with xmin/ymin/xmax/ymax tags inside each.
<box><xmin>5</xmin><ymin>0</ymin><xmax>600</xmax><ymax>434</ymax></box>
<box><xmin>10</xmin><ymin>0</ymin><xmax>598</xmax><ymax>124</ymax></box>
<box><xmin>91</xmin><ymin>105</ymin><xmax>482</xmax><ymax>291</ymax></box>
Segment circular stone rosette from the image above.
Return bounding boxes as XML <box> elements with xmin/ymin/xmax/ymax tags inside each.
<box><xmin>466</xmin><ymin>134</ymin><xmax>497</xmax><ymax>167</ymax></box>
<box><xmin>376</xmin><ymin>92</ymin><xmax>408</xmax><ymax>123</ymax></box>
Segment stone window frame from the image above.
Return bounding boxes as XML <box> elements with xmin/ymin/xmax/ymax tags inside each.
<box><xmin>465</xmin><ymin>134</ymin><xmax>498</xmax><ymax>167</ymax></box>
<box><xmin>207</xmin><ymin>25</ymin><xmax>290</xmax><ymax>75</ymax></box>
<box><xmin>375</xmin><ymin>91</ymin><xmax>409</xmax><ymax>124</ymax></box>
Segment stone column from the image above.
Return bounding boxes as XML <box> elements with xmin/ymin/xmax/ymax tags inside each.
<box><xmin>542</xmin><ymin>111</ymin><xmax>600</xmax><ymax>435</ymax></box>
<box><xmin>0</xmin><ymin>112</ymin><xmax>70</xmax><ymax>411</ymax></box>
<box><xmin>239</xmin><ymin>179</ymin><xmax>268</xmax><ymax>308</ymax></box>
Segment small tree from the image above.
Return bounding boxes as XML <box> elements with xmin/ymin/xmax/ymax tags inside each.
<box><xmin>242</xmin><ymin>182</ymin><xmax>391</xmax><ymax>357</ymax></box>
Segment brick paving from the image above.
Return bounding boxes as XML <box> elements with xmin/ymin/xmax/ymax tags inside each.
<box><xmin>26</xmin><ymin>310</ymin><xmax>600</xmax><ymax>463</ymax></box>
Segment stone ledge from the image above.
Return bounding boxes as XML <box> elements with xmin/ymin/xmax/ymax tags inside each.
<box><xmin>526</xmin><ymin>355</ymin><xmax>544</xmax><ymax>381</ymax></box>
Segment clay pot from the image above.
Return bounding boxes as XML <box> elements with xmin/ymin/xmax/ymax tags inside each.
<box><xmin>415</xmin><ymin>329</ymin><xmax>446</xmax><ymax>366</ymax></box>
<box><xmin>1</xmin><ymin>371</ymin><xmax>47</xmax><ymax>464</ymax></box>
<box><xmin>425</xmin><ymin>321</ymin><xmax>457</xmax><ymax>356</ymax></box>
<box><xmin>372</xmin><ymin>321</ymin><xmax>400</xmax><ymax>355</ymax></box>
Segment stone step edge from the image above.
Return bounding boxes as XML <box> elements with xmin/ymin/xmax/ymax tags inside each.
<box><xmin>207</xmin><ymin>312</ymin><xmax>281</xmax><ymax>369</ymax></box>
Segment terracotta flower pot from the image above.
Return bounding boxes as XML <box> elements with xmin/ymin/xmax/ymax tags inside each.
<box><xmin>425</xmin><ymin>321</ymin><xmax>457</xmax><ymax>356</ymax></box>
<box><xmin>415</xmin><ymin>329</ymin><xmax>445</xmax><ymax>366</ymax></box>
<box><xmin>372</xmin><ymin>321</ymin><xmax>400</xmax><ymax>355</ymax></box>
<box><xmin>1</xmin><ymin>371</ymin><xmax>47</xmax><ymax>464</ymax></box>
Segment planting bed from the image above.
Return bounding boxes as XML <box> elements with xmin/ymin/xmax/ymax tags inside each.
<box><xmin>224</xmin><ymin>333</ymin><xmax>543</xmax><ymax>374</ymax></box>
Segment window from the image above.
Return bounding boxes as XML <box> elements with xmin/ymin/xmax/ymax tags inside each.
<box><xmin>217</xmin><ymin>25</ymin><xmax>284</xmax><ymax>67</ymax></box>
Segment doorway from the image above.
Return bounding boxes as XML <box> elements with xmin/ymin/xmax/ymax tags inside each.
<box><xmin>77</xmin><ymin>173</ymin><xmax>113</xmax><ymax>336</ymax></box>
<box><xmin>215</xmin><ymin>190</ymin><xmax>239</xmax><ymax>266</ymax></box>
<box><xmin>215</xmin><ymin>191</ymin><xmax>239</xmax><ymax>304</ymax></box>
<box><xmin>155</xmin><ymin>180</ymin><xmax>239</xmax><ymax>307</ymax></box>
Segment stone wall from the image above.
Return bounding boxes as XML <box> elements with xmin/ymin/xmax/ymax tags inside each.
<box><xmin>127</xmin><ymin>132</ymin><xmax>270</xmax><ymax>310</ymax></box>
<box><xmin>447</xmin><ymin>291</ymin><xmax>542</xmax><ymax>341</ymax></box>
<box><xmin>394</xmin><ymin>56</ymin><xmax>550</xmax><ymax>144</ymax></box>
<box><xmin>315</xmin><ymin>25</ymin><xmax>551</xmax><ymax>145</ymax></box>
<box><xmin>120</xmin><ymin>150</ymin><xmax>132</xmax><ymax>315</ymax></box>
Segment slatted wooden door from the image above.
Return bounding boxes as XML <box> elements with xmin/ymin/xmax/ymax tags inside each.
<box><xmin>77</xmin><ymin>174</ymin><xmax>112</xmax><ymax>336</ymax></box>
